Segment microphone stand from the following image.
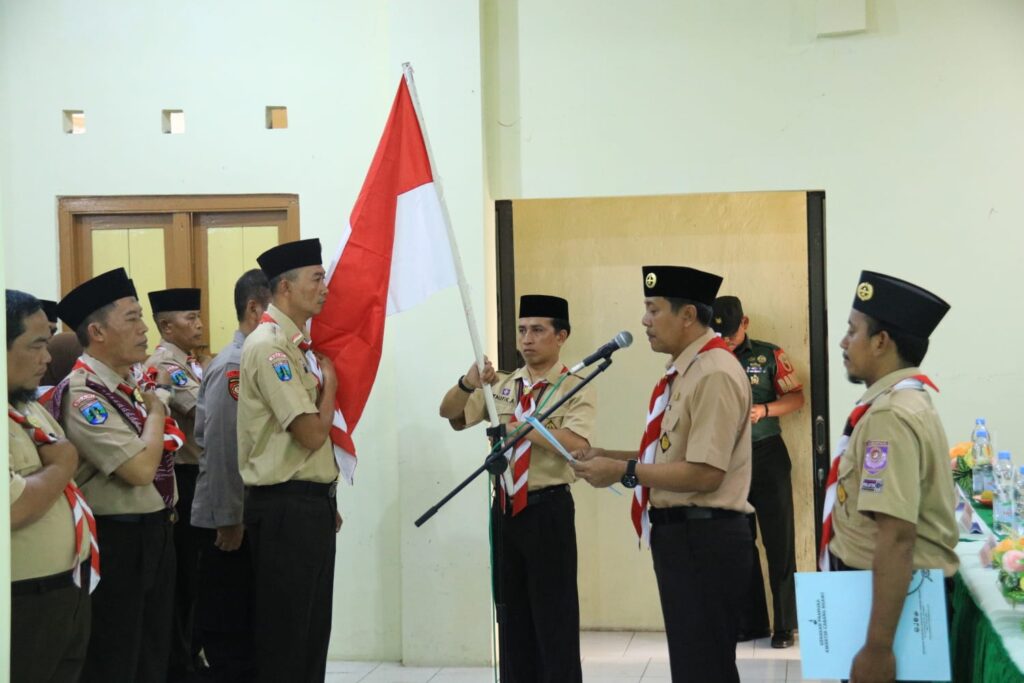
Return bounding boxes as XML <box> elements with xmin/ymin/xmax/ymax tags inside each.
<box><xmin>415</xmin><ymin>357</ymin><xmax>614</xmax><ymax>680</ymax></box>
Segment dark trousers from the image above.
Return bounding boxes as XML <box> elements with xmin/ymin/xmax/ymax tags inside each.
<box><xmin>492</xmin><ymin>486</ymin><xmax>582</xmax><ymax>683</ymax></box>
<box><xmin>245</xmin><ymin>486</ymin><xmax>336</xmax><ymax>683</ymax></box>
<box><xmin>169</xmin><ymin>464</ymin><xmax>204</xmax><ymax>680</ymax></box>
<box><xmin>651</xmin><ymin>514</ymin><xmax>752</xmax><ymax>683</ymax></box>
<box><xmin>82</xmin><ymin>515</ymin><xmax>176</xmax><ymax>683</ymax></box>
<box><xmin>11</xmin><ymin>572</ymin><xmax>91</xmax><ymax>683</ymax></box>
<box><xmin>194</xmin><ymin>527</ymin><xmax>254</xmax><ymax>683</ymax></box>
<box><xmin>740</xmin><ymin>435</ymin><xmax>798</xmax><ymax>635</ymax></box>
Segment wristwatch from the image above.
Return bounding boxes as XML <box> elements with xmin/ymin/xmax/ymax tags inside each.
<box><xmin>621</xmin><ymin>459</ymin><xmax>639</xmax><ymax>488</ymax></box>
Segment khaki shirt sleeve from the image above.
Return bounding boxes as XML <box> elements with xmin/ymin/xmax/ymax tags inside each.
<box><xmin>461</xmin><ymin>389</ymin><xmax>488</xmax><ymax>429</ymax></box>
<box><xmin>684</xmin><ymin>372</ymin><xmax>746</xmax><ymax>471</ymax></box>
<box><xmin>253</xmin><ymin>343</ymin><xmax>318</xmax><ymax>430</ymax></box>
<box><xmin>854</xmin><ymin>407</ymin><xmax>921</xmax><ymax>525</ymax></box>
<box><xmin>62</xmin><ymin>390</ymin><xmax>148</xmax><ymax>476</ymax></box>
<box><xmin>163</xmin><ymin>361</ymin><xmax>199</xmax><ymax>414</ymax></box>
<box><xmin>9</xmin><ymin>469</ymin><xmax>26</xmax><ymax>504</ymax></box>
<box><xmin>555</xmin><ymin>380</ymin><xmax>595</xmax><ymax>443</ymax></box>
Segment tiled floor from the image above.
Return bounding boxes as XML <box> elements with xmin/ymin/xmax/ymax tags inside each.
<box><xmin>324</xmin><ymin>630</ymin><xmax>840</xmax><ymax>682</ymax></box>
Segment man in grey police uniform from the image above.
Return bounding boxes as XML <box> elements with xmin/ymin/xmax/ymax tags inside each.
<box><xmin>191</xmin><ymin>268</ymin><xmax>270</xmax><ymax>682</ymax></box>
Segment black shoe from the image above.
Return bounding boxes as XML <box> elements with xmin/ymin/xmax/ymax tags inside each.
<box><xmin>771</xmin><ymin>630</ymin><xmax>794</xmax><ymax>649</ymax></box>
<box><xmin>736</xmin><ymin>628</ymin><xmax>770</xmax><ymax>642</ymax></box>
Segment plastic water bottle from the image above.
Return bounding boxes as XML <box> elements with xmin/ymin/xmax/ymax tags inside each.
<box><xmin>971</xmin><ymin>417</ymin><xmax>987</xmax><ymax>442</ymax></box>
<box><xmin>1014</xmin><ymin>466</ymin><xmax>1024</xmax><ymax>538</ymax></box>
<box><xmin>972</xmin><ymin>426</ymin><xmax>994</xmax><ymax>496</ymax></box>
<box><xmin>993</xmin><ymin>451</ymin><xmax>1015</xmax><ymax>534</ymax></box>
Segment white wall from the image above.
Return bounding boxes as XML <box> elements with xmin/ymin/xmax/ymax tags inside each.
<box><xmin>485</xmin><ymin>0</ymin><xmax>1024</xmax><ymax>459</ymax></box>
<box><xmin>0</xmin><ymin>0</ymin><xmax>492</xmax><ymax>667</ymax></box>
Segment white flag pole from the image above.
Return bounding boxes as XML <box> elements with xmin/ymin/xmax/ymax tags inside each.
<box><xmin>402</xmin><ymin>62</ymin><xmax>500</xmax><ymax>428</ymax></box>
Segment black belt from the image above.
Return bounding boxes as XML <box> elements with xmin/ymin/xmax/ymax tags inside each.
<box><xmin>11</xmin><ymin>561</ymin><xmax>89</xmax><ymax>597</ymax></box>
<box><xmin>648</xmin><ymin>505</ymin><xmax>742</xmax><ymax>524</ymax></box>
<box><xmin>831</xmin><ymin>554</ymin><xmax>955</xmax><ymax>596</ymax></box>
<box><xmin>174</xmin><ymin>463</ymin><xmax>199</xmax><ymax>471</ymax></box>
<box><xmin>527</xmin><ymin>484</ymin><xmax>569</xmax><ymax>506</ymax></box>
<box><xmin>248</xmin><ymin>480</ymin><xmax>338</xmax><ymax>499</ymax></box>
<box><xmin>99</xmin><ymin>509</ymin><xmax>177</xmax><ymax>525</ymax></box>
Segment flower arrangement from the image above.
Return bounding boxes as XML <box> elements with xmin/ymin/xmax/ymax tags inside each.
<box><xmin>993</xmin><ymin>537</ymin><xmax>1024</xmax><ymax>629</ymax></box>
<box><xmin>950</xmin><ymin>441</ymin><xmax>974</xmax><ymax>497</ymax></box>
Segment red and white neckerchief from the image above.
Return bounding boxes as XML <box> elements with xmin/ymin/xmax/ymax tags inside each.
<box><xmin>499</xmin><ymin>368</ymin><xmax>566</xmax><ymax>516</ymax></box>
<box><xmin>818</xmin><ymin>374</ymin><xmax>938</xmax><ymax>571</ymax></box>
<box><xmin>632</xmin><ymin>336</ymin><xmax>732</xmax><ymax>547</ymax></box>
<box><xmin>8</xmin><ymin>404</ymin><xmax>100</xmax><ymax>593</ymax></box>
<box><xmin>260</xmin><ymin>312</ymin><xmax>322</xmax><ymax>389</ymax></box>
<box><xmin>73</xmin><ymin>359</ymin><xmax>186</xmax><ymax>453</ymax></box>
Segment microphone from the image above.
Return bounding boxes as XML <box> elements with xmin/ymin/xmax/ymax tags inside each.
<box><xmin>569</xmin><ymin>331</ymin><xmax>633</xmax><ymax>373</ymax></box>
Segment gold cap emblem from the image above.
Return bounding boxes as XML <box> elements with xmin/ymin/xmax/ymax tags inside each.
<box><xmin>645</xmin><ymin>272</ymin><xmax>657</xmax><ymax>289</ymax></box>
<box><xmin>714</xmin><ymin>316</ymin><xmax>723</xmax><ymax>324</ymax></box>
<box><xmin>857</xmin><ymin>282</ymin><xmax>874</xmax><ymax>301</ymax></box>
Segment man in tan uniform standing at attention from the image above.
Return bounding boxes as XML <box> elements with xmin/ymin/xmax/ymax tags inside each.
<box><xmin>53</xmin><ymin>267</ymin><xmax>180</xmax><ymax>683</ymax></box>
<box><xmin>439</xmin><ymin>294</ymin><xmax>594</xmax><ymax>683</ymax></box>
<box><xmin>825</xmin><ymin>271</ymin><xmax>956</xmax><ymax>683</ymax></box>
<box><xmin>573</xmin><ymin>265</ymin><xmax>753</xmax><ymax>683</ymax></box>
<box><xmin>145</xmin><ymin>287</ymin><xmax>206</xmax><ymax>680</ymax></box>
<box><xmin>7</xmin><ymin>289</ymin><xmax>95</xmax><ymax>683</ymax></box>
<box><xmin>238</xmin><ymin>238</ymin><xmax>340</xmax><ymax>683</ymax></box>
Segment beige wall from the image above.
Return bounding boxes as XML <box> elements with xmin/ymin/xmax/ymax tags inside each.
<box><xmin>511</xmin><ymin>191</ymin><xmax>812</xmax><ymax>628</ymax></box>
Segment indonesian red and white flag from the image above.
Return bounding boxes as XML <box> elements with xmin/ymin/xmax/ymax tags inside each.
<box><xmin>311</xmin><ymin>74</ymin><xmax>457</xmax><ymax>484</ymax></box>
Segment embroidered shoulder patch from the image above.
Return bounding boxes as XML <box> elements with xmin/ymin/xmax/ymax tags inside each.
<box><xmin>72</xmin><ymin>393</ymin><xmax>98</xmax><ymax>409</ymax></box>
<box><xmin>170</xmin><ymin>367</ymin><xmax>189</xmax><ymax>386</ymax></box>
<box><xmin>861</xmin><ymin>478</ymin><xmax>884</xmax><ymax>493</ymax></box>
<box><xmin>79</xmin><ymin>401</ymin><xmax>108</xmax><ymax>425</ymax></box>
<box><xmin>268</xmin><ymin>352</ymin><xmax>292</xmax><ymax>382</ymax></box>
<box><xmin>864</xmin><ymin>440</ymin><xmax>889</xmax><ymax>474</ymax></box>
<box><xmin>226</xmin><ymin>370</ymin><xmax>240</xmax><ymax>401</ymax></box>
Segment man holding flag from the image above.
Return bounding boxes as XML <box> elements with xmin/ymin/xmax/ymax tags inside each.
<box><xmin>238</xmin><ymin>238</ymin><xmax>341</xmax><ymax>683</ymax></box>
<box><xmin>572</xmin><ymin>266</ymin><xmax>753</xmax><ymax>683</ymax></box>
<box><xmin>439</xmin><ymin>294</ymin><xmax>594</xmax><ymax>682</ymax></box>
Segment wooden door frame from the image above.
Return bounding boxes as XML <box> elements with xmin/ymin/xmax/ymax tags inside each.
<box><xmin>57</xmin><ymin>194</ymin><xmax>300</xmax><ymax>296</ymax></box>
<box><xmin>494</xmin><ymin>191</ymin><xmax>830</xmax><ymax>542</ymax></box>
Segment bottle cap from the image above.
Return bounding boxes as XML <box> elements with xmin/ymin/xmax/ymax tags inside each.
<box><xmin>999</xmin><ymin>451</ymin><xmax>1012</xmax><ymax>459</ymax></box>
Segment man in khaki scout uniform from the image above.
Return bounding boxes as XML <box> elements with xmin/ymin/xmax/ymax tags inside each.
<box><xmin>145</xmin><ymin>287</ymin><xmax>206</xmax><ymax>680</ymax></box>
<box><xmin>192</xmin><ymin>268</ymin><xmax>271</xmax><ymax>683</ymax></box>
<box><xmin>829</xmin><ymin>271</ymin><xmax>956</xmax><ymax>683</ymax></box>
<box><xmin>238</xmin><ymin>238</ymin><xmax>340</xmax><ymax>683</ymax></box>
<box><xmin>54</xmin><ymin>267</ymin><xmax>179</xmax><ymax>683</ymax></box>
<box><xmin>7</xmin><ymin>289</ymin><xmax>93</xmax><ymax>683</ymax></box>
<box><xmin>574</xmin><ymin>266</ymin><xmax>753</xmax><ymax>683</ymax></box>
<box><xmin>439</xmin><ymin>294</ymin><xmax>594</xmax><ymax>683</ymax></box>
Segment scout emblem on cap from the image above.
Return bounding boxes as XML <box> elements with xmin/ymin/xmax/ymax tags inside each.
<box><xmin>714</xmin><ymin>316</ymin><xmax>723</xmax><ymax>324</ymax></box>
<box><xmin>645</xmin><ymin>272</ymin><xmax>657</xmax><ymax>289</ymax></box>
<box><xmin>857</xmin><ymin>282</ymin><xmax>874</xmax><ymax>301</ymax></box>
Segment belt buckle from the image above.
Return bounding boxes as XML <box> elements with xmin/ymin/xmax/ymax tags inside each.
<box><xmin>328</xmin><ymin>481</ymin><xmax>338</xmax><ymax>499</ymax></box>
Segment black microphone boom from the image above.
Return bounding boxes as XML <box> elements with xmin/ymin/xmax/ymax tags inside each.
<box><xmin>568</xmin><ymin>331</ymin><xmax>633</xmax><ymax>374</ymax></box>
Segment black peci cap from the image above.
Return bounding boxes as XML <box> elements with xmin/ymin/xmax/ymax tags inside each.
<box><xmin>148</xmin><ymin>288</ymin><xmax>201</xmax><ymax>314</ymax></box>
<box><xmin>642</xmin><ymin>266</ymin><xmax>722</xmax><ymax>305</ymax></box>
<box><xmin>257</xmin><ymin>239</ymin><xmax>323</xmax><ymax>280</ymax></box>
<box><xmin>852</xmin><ymin>271</ymin><xmax>950</xmax><ymax>338</ymax></box>
<box><xmin>39</xmin><ymin>299</ymin><xmax>59</xmax><ymax>324</ymax></box>
<box><xmin>518</xmin><ymin>294</ymin><xmax>569</xmax><ymax>322</ymax></box>
<box><xmin>57</xmin><ymin>268</ymin><xmax>137</xmax><ymax>330</ymax></box>
<box><xmin>711</xmin><ymin>296</ymin><xmax>744</xmax><ymax>337</ymax></box>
